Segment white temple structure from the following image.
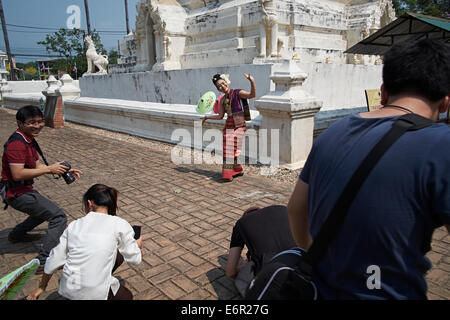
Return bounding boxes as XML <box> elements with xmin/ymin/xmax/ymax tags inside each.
<box><xmin>2</xmin><ymin>0</ymin><xmax>398</xmax><ymax>169</ymax></box>
<box><xmin>132</xmin><ymin>0</ymin><xmax>395</xmax><ymax>72</ymax></box>
<box><xmin>0</xmin><ymin>50</ymin><xmax>9</xmax><ymax>80</ymax></box>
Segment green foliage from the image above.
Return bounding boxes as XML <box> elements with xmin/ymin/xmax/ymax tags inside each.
<box><xmin>15</xmin><ymin>62</ymin><xmax>39</xmax><ymax>80</ymax></box>
<box><xmin>392</xmin><ymin>0</ymin><xmax>450</xmax><ymax>18</ymax></box>
<box><xmin>37</xmin><ymin>28</ymin><xmax>106</xmax><ymax>75</ymax></box>
<box><xmin>25</xmin><ymin>66</ymin><xmax>37</xmax><ymax>75</ymax></box>
<box><xmin>16</xmin><ymin>61</ymin><xmax>37</xmax><ymax>70</ymax></box>
<box><xmin>108</xmin><ymin>49</ymin><xmax>119</xmax><ymax>65</ymax></box>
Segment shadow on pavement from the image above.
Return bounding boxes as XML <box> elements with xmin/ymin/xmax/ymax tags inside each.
<box><xmin>173</xmin><ymin>167</ymin><xmax>225</xmax><ymax>183</ymax></box>
<box><xmin>0</xmin><ymin>228</ymin><xmax>45</xmax><ymax>255</ymax></box>
<box><xmin>206</xmin><ymin>254</ymin><xmax>242</xmax><ymax>300</ymax></box>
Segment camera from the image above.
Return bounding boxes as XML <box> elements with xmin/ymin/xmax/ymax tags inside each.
<box><xmin>60</xmin><ymin>161</ymin><xmax>76</xmax><ymax>184</ymax></box>
<box><xmin>132</xmin><ymin>225</ymin><xmax>141</xmax><ymax>240</ymax></box>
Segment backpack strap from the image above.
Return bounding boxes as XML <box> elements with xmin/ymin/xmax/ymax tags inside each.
<box><xmin>298</xmin><ymin>113</ymin><xmax>434</xmax><ymax>278</ymax></box>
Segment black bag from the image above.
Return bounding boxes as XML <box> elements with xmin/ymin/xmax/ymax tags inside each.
<box><xmin>245</xmin><ymin>114</ymin><xmax>434</xmax><ymax>300</ymax></box>
<box><xmin>246</xmin><ymin>247</ymin><xmax>318</xmax><ymax>300</ymax></box>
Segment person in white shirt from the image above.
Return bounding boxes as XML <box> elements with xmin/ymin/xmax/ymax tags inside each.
<box><xmin>26</xmin><ymin>184</ymin><xmax>143</xmax><ymax>300</ymax></box>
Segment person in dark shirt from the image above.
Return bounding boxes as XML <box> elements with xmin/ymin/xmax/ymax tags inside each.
<box><xmin>1</xmin><ymin>105</ymin><xmax>82</xmax><ymax>273</ymax></box>
<box><xmin>287</xmin><ymin>39</ymin><xmax>450</xmax><ymax>299</ymax></box>
<box><xmin>226</xmin><ymin>205</ymin><xmax>296</xmax><ymax>296</ymax></box>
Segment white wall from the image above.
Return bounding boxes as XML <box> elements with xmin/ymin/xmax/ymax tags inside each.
<box><xmin>6</xmin><ymin>80</ymin><xmax>79</xmax><ymax>94</ymax></box>
<box><xmin>80</xmin><ymin>64</ymin><xmax>273</xmax><ymax>109</ymax></box>
<box><xmin>81</xmin><ymin>62</ymin><xmax>382</xmax><ymax>110</ymax></box>
<box><xmin>63</xmin><ymin>97</ymin><xmax>262</xmax><ymax>162</ymax></box>
<box><xmin>299</xmin><ymin>62</ymin><xmax>382</xmax><ymax>111</ymax></box>
<box><xmin>2</xmin><ymin>94</ymin><xmax>43</xmax><ymax>110</ymax></box>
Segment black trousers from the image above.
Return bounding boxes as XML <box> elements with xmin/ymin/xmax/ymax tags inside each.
<box><xmin>107</xmin><ymin>252</ymin><xmax>133</xmax><ymax>300</ymax></box>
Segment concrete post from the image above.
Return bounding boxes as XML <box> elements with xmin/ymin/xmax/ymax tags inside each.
<box><xmin>0</xmin><ymin>78</ymin><xmax>12</xmax><ymax>100</ymax></box>
<box><xmin>255</xmin><ymin>59</ymin><xmax>322</xmax><ymax>169</ymax></box>
<box><xmin>42</xmin><ymin>75</ymin><xmax>59</xmax><ymax>96</ymax></box>
<box><xmin>42</xmin><ymin>74</ymin><xmax>80</xmax><ymax>128</ymax></box>
<box><xmin>41</xmin><ymin>75</ymin><xmax>62</xmax><ymax>128</ymax></box>
<box><xmin>56</xmin><ymin>74</ymin><xmax>80</xmax><ymax>98</ymax></box>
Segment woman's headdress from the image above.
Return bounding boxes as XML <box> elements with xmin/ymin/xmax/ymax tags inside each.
<box><xmin>212</xmin><ymin>73</ymin><xmax>231</xmax><ymax>86</ymax></box>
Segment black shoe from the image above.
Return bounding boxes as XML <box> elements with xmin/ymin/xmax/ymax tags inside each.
<box><xmin>222</xmin><ymin>178</ymin><xmax>233</xmax><ymax>182</ymax></box>
<box><xmin>233</xmin><ymin>172</ymin><xmax>244</xmax><ymax>178</ymax></box>
<box><xmin>8</xmin><ymin>232</ymin><xmax>42</xmax><ymax>243</ymax></box>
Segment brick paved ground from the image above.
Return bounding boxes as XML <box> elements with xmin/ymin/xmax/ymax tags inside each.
<box><xmin>0</xmin><ymin>106</ymin><xmax>448</xmax><ymax>300</ymax></box>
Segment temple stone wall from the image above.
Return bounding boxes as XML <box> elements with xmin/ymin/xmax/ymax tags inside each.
<box><xmin>81</xmin><ymin>61</ymin><xmax>382</xmax><ymax>111</ymax></box>
<box><xmin>81</xmin><ymin>64</ymin><xmax>273</xmax><ymax>108</ymax></box>
<box><xmin>129</xmin><ymin>0</ymin><xmax>395</xmax><ymax>72</ymax></box>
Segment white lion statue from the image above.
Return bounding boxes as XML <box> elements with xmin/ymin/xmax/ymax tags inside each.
<box><xmin>84</xmin><ymin>35</ymin><xmax>108</xmax><ymax>75</ymax></box>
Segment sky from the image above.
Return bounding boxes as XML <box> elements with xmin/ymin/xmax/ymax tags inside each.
<box><xmin>0</xmin><ymin>0</ymin><xmax>141</xmax><ymax>63</ymax></box>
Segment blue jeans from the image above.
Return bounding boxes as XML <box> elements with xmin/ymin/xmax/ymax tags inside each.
<box><xmin>7</xmin><ymin>190</ymin><xmax>67</xmax><ymax>265</ymax></box>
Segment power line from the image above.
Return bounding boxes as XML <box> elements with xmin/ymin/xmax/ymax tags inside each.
<box><xmin>0</xmin><ymin>46</ymin><xmax>48</xmax><ymax>50</ymax></box>
<box><xmin>6</xmin><ymin>29</ymin><xmax>55</xmax><ymax>34</ymax></box>
<box><xmin>5</xmin><ymin>22</ymin><xmax>127</xmax><ymax>33</ymax></box>
<box><xmin>5</xmin><ymin>28</ymin><xmax>125</xmax><ymax>35</ymax></box>
<box><xmin>11</xmin><ymin>53</ymin><xmax>65</xmax><ymax>57</ymax></box>
<box><xmin>6</xmin><ymin>23</ymin><xmax>57</xmax><ymax>31</ymax></box>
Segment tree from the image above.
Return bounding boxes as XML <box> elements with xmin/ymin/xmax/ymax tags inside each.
<box><xmin>25</xmin><ymin>66</ymin><xmax>37</xmax><ymax>76</ymax></box>
<box><xmin>392</xmin><ymin>0</ymin><xmax>450</xmax><ymax>18</ymax></box>
<box><xmin>37</xmin><ymin>28</ymin><xmax>105</xmax><ymax>75</ymax></box>
<box><xmin>108</xmin><ymin>49</ymin><xmax>119</xmax><ymax>65</ymax></box>
<box><xmin>16</xmin><ymin>61</ymin><xmax>39</xmax><ymax>80</ymax></box>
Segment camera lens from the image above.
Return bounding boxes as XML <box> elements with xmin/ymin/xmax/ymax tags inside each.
<box><xmin>62</xmin><ymin>172</ymin><xmax>76</xmax><ymax>184</ymax></box>
<box><xmin>60</xmin><ymin>161</ymin><xmax>75</xmax><ymax>184</ymax></box>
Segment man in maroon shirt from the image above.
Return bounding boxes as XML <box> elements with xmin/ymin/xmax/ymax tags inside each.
<box><xmin>1</xmin><ymin>105</ymin><xmax>82</xmax><ymax>272</ymax></box>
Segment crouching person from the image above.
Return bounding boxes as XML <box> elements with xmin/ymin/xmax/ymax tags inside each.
<box><xmin>226</xmin><ymin>205</ymin><xmax>296</xmax><ymax>297</ymax></box>
<box><xmin>26</xmin><ymin>184</ymin><xmax>143</xmax><ymax>300</ymax></box>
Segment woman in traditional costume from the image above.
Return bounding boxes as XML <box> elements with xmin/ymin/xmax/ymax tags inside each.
<box><xmin>202</xmin><ymin>73</ymin><xmax>256</xmax><ymax>181</ymax></box>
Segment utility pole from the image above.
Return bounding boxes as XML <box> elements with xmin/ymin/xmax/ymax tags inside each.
<box><xmin>84</xmin><ymin>0</ymin><xmax>91</xmax><ymax>35</ymax></box>
<box><xmin>0</xmin><ymin>0</ymin><xmax>16</xmax><ymax>80</ymax></box>
<box><xmin>124</xmin><ymin>0</ymin><xmax>130</xmax><ymax>34</ymax></box>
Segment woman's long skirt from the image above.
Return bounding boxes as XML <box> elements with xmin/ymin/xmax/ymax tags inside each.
<box><xmin>222</xmin><ymin>117</ymin><xmax>246</xmax><ymax>180</ymax></box>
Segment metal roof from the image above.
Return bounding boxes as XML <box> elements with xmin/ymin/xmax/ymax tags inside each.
<box><xmin>345</xmin><ymin>12</ymin><xmax>450</xmax><ymax>55</ymax></box>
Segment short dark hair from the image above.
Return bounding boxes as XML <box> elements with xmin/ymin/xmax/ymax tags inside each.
<box><xmin>83</xmin><ymin>184</ymin><xmax>119</xmax><ymax>216</ymax></box>
<box><xmin>382</xmin><ymin>39</ymin><xmax>450</xmax><ymax>102</ymax></box>
<box><xmin>212</xmin><ymin>74</ymin><xmax>223</xmax><ymax>86</ymax></box>
<box><xmin>16</xmin><ymin>105</ymin><xmax>43</xmax><ymax>123</ymax></box>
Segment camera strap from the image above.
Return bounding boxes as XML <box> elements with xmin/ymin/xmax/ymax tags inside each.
<box><xmin>297</xmin><ymin>113</ymin><xmax>434</xmax><ymax>278</ymax></box>
<box><xmin>31</xmin><ymin>139</ymin><xmax>49</xmax><ymax>166</ymax></box>
<box><xmin>31</xmin><ymin>139</ymin><xmax>61</xmax><ymax>180</ymax></box>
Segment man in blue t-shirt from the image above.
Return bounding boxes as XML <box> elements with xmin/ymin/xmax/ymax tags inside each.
<box><xmin>287</xmin><ymin>39</ymin><xmax>450</xmax><ymax>299</ymax></box>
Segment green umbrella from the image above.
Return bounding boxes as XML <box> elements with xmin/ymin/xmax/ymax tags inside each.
<box><xmin>196</xmin><ymin>91</ymin><xmax>216</xmax><ymax>114</ymax></box>
<box><xmin>0</xmin><ymin>259</ymin><xmax>40</xmax><ymax>300</ymax></box>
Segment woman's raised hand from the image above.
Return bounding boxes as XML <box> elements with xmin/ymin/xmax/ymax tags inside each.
<box><xmin>244</xmin><ymin>74</ymin><xmax>254</xmax><ymax>82</ymax></box>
